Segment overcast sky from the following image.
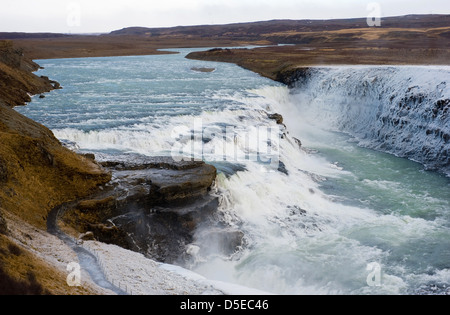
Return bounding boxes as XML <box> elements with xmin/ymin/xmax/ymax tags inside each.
<box><xmin>1</xmin><ymin>0</ymin><xmax>450</xmax><ymax>33</ymax></box>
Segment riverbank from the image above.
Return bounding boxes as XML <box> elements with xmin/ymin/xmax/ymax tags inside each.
<box><xmin>186</xmin><ymin>45</ymin><xmax>450</xmax><ymax>84</ymax></box>
<box><xmin>0</xmin><ymin>40</ymin><xmax>117</xmax><ymax>294</ymax></box>
<box><xmin>8</xmin><ymin>36</ymin><xmax>268</xmax><ymax>60</ymax></box>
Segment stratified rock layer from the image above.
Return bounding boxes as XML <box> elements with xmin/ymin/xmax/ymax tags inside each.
<box><xmin>60</xmin><ymin>156</ymin><xmax>222</xmax><ymax>264</ymax></box>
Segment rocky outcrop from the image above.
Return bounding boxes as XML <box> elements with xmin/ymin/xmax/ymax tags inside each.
<box><xmin>267</xmin><ymin>113</ymin><xmax>284</xmax><ymax>125</ymax></box>
<box><xmin>60</xmin><ymin>156</ymin><xmax>222</xmax><ymax>264</ymax></box>
<box><xmin>0</xmin><ymin>41</ymin><xmax>58</xmax><ymax>107</ymax></box>
<box><xmin>145</xmin><ymin>161</ymin><xmax>217</xmax><ymax>206</ymax></box>
<box><xmin>275</xmin><ymin>67</ymin><xmax>313</xmax><ymax>88</ymax></box>
<box><xmin>77</xmin><ymin>231</ymin><xmax>95</xmax><ymax>243</ymax></box>
<box><xmin>191</xmin><ymin>67</ymin><xmax>215</xmax><ymax>73</ymax></box>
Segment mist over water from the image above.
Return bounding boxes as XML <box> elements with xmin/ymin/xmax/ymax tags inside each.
<box><xmin>16</xmin><ymin>50</ymin><xmax>450</xmax><ymax>295</ymax></box>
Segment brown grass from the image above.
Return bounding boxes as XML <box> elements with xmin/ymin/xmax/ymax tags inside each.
<box><xmin>0</xmin><ymin>234</ymin><xmax>99</xmax><ymax>295</ymax></box>
<box><xmin>187</xmin><ymin>45</ymin><xmax>450</xmax><ymax>82</ymax></box>
<box><xmin>11</xmin><ymin>36</ymin><xmax>268</xmax><ymax>60</ymax></box>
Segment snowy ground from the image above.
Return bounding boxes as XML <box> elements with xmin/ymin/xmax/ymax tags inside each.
<box><xmin>5</xmin><ymin>213</ymin><xmax>114</xmax><ymax>295</ymax></box>
<box><xmin>82</xmin><ymin>240</ymin><xmax>271</xmax><ymax>295</ymax></box>
<box><xmin>6</xmin><ymin>213</ymin><xmax>270</xmax><ymax>295</ymax></box>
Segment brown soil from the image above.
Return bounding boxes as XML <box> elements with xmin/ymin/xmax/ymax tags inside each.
<box><xmin>0</xmin><ymin>103</ymin><xmax>111</xmax><ymax>230</ymax></box>
<box><xmin>0</xmin><ymin>41</ymin><xmax>56</xmax><ymax>107</ymax></box>
<box><xmin>0</xmin><ymin>42</ymin><xmax>112</xmax><ymax>294</ymax></box>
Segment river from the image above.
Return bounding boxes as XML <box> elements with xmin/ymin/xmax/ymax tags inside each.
<box><xmin>16</xmin><ymin>48</ymin><xmax>450</xmax><ymax>295</ymax></box>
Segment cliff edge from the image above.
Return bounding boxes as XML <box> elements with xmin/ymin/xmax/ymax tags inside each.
<box><xmin>0</xmin><ymin>40</ymin><xmax>112</xmax><ymax>294</ymax></box>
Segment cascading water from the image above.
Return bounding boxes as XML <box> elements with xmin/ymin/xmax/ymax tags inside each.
<box><xmin>284</xmin><ymin>66</ymin><xmax>450</xmax><ymax>176</ymax></box>
<box><xmin>15</xmin><ymin>51</ymin><xmax>450</xmax><ymax>295</ymax></box>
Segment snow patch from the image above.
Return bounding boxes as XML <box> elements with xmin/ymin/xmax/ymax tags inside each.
<box><xmin>82</xmin><ymin>241</ymin><xmax>271</xmax><ymax>295</ymax></box>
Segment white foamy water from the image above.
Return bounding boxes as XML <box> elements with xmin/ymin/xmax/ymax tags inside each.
<box><xmin>284</xmin><ymin>66</ymin><xmax>450</xmax><ymax>175</ymax></box>
<box><xmin>16</xmin><ymin>50</ymin><xmax>450</xmax><ymax>295</ymax></box>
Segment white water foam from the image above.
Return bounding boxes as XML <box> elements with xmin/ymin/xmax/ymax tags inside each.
<box><xmin>184</xmin><ymin>83</ymin><xmax>449</xmax><ymax>295</ymax></box>
<box><xmin>284</xmin><ymin>66</ymin><xmax>450</xmax><ymax>175</ymax></box>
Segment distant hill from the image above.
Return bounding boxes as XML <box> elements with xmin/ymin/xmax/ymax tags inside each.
<box><xmin>2</xmin><ymin>14</ymin><xmax>449</xmax><ymax>41</ymax></box>
<box><xmin>109</xmin><ymin>14</ymin><xmax>450</xmax><ymax>38</ymax></box>
<box><xmin>0</xmin><ymin>33</ymin><xmax>69</xmax><ymax>40</ymax></box>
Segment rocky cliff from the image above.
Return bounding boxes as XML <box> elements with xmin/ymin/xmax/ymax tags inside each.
<box><xmin>59</xmin><ymin>157</ymin><xmax>219</xmax><ymax>265</ymax></box>
<box><xmin>0</xmin><ymin>40</ymin><xmax>60</xmax><ymax>107</ymax></box>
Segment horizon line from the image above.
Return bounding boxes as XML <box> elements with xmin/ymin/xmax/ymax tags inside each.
<box><xmin>1</xmin><ymin>13</ymin><xmax>449</xmax><ymax>36</ymax></box>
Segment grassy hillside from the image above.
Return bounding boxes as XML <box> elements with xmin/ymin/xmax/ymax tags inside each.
<box><xmin>0</xmin><ymin>41</ymin><xmax>112</xmax><ymax>294</ymax></box>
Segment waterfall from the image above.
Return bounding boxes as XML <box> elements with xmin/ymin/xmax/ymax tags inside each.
<box><xmin>287</xmin><ymin>66</ymin><xmax>450</xmax><ymax>176</ymax></box>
